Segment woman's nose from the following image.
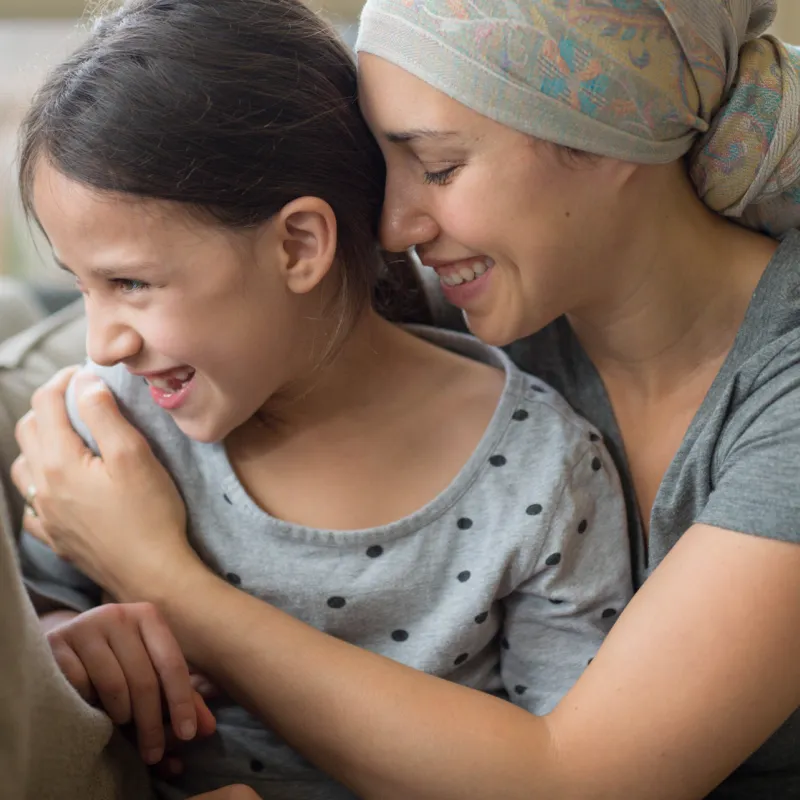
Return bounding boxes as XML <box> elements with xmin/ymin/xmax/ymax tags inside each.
<box><xmin>379</xmin><ymin>175</ymin><xmax>440</xmax><ymax>253</ymax></box>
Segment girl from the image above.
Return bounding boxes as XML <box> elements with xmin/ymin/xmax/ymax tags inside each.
<box><xmin>12</xmin><ymin>1</ymin><xmax>631</xmax><ymax>798</ymax></box>
<box><xmin>15</xmin><ymin>0</ymin><xmax>800</xmax><ymax>798</ymax></box>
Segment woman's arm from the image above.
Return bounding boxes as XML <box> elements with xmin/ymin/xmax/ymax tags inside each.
<box><xmin>148</xmin><ymin>525</ymin><xmax>800</xmax><ymax>800</ymax></box>
<box><xmin>14</xmin><ymin>371</ymin><xmax>800</xmax><ymax>800</ymax></box>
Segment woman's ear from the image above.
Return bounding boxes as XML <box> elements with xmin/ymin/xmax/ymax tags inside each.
<box><xmin>272</xmin><ymin>197</ymin><xmax>338</xmax><ymax>294</ymax></box>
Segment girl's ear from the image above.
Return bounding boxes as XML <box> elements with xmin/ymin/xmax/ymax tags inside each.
<box><xmin>272</xmin><ymin>197</ymin><xmax>338</xmax><ymax>294</ymax></box>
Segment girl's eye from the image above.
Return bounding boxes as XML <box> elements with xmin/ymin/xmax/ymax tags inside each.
<box><xmin>112</xmin><ymin>278</ymin><xmax>149</xmax><ymax>294</ymax></box>
<box><xmin>423</xmin><ymin>165</ymin><xmax>461</xmax><ymax>186</ymax></box>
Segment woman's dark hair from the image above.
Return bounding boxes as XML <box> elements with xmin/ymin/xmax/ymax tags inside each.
<box><xmin>18</xmin><ymin>0</ymin><xmax>429</xmax><ymax>328</ymax></box>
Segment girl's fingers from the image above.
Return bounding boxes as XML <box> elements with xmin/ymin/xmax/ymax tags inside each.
<box><xmin>73</xmin><ymin>636</ymin><xmax>133</xmax><ymax>727</ymax></box>
<box><xmin>138</xmin><ymin>605</ymin><xmax>199</xmax><ymax>744</ymax></box>
<box><xmin>48</xmin><ymin>639</ymin><xmax>94</xmax><ymax>703</ymax></box>
<box><xmin>106</xmin><ymin>620</ymin><xmax>167</xmax><ymax>765</ymax></box>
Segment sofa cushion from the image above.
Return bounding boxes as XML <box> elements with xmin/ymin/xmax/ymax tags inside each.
<box><xmin>0</xmin><ymin>278</ymin><xmax>45</xmax><ymax>345</ymax></box>
<box><xmin>0</xmin><ymin>300</ymin><xmax>86</xmax><ymax>533</ymax></box>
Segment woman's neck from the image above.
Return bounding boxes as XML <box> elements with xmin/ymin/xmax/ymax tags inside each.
<box><xmin>569</xmin><ymin>191</ymin><xmax>778</xmax><ymax>401</ymax></box>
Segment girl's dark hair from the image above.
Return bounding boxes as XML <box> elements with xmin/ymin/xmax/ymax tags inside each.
<box><xmin>18</xmin><ymin>0</ymin><xmax>430</xmax><ymax>328</ymax></box>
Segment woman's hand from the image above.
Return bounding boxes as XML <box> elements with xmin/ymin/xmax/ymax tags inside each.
<box><xmin>47</xmin><ymin>601</ymin><xmax>216</xmax><ymax>766</ymax></box>
<box><xmin>11</xmin><ymin>367</ymin><xmax>205</xmax><ymax>601</ymax></box>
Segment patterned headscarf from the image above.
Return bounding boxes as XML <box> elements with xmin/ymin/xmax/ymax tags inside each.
<box><xmin>356</xmin><ymin>0</ymin><xmax>800</xmax><ymax>235</ymax></box>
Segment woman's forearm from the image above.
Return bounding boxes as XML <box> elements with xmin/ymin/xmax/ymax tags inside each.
<box><xmin>156</xmin><ymin>568</ymin><xmax>562</xmax><ymax>800</ymax></box>
<box><xmin>132</xmin><ymin>525</ymin><xmax>800</xmax><ymax>800</ymax></box>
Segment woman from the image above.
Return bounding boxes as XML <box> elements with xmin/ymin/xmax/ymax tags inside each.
<box><xmin>13</xmin><ymin>0</ymin><xmax>800</xmax><ymax>797</ymax></box>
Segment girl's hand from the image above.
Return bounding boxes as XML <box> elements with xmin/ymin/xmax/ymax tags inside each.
<box><xmin>11</xmin><ymin>367</ymin><xmax>206</xmax><ymax>601</ymax></box>
<box><xmin>46</xmin><ymin>601</ymin><xmax>216</xmax><ymax>765</ymax></box>
<box><xmin>190</xmin><ymin>788</ymin><xmax>260</xmax><ymax>800</ymax></box>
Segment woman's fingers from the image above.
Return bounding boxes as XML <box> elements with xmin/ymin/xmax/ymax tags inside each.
<box><xmin>138</xmin><ymin>604</ymin><xmax>201</xmax><ymax>744</ymax></box>
<box><xmin>74</xmin><ymin>376</ymin><xmax>156</xmax><ymax>476</ymax></box>
<box><xmin>13</xmin><ymin>412</ymin><xmax>44</xmax><ymax>491</ymax></box>
<box><xmin>30</xmin><ymin>367</ymin><xmax>86</xmax><ymax>473</ymax></box>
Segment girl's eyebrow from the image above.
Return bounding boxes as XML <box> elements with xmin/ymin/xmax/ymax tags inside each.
<box><xmin>54</xmin><ymin>256</ymin><xmax>159</xmax><ymax>278</ymax></box>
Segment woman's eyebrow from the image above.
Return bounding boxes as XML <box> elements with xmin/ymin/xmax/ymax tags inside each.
<box><xmin>385</xmin><ymin>129</ymin><xmax>459</xmax><ymax>144</ymax></box>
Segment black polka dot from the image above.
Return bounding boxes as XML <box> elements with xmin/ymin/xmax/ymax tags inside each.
<box><xmin>531</xmin><ymin>384</ymin><xmax>546</xmax><ymax>393</ymax></box>
<box><xmin>250</xmin><ymin>759</ymin><xmax>265</xmax><ymax>772</ymax></box>
<box><xmin>457</xmin><ymin>570</ymin><xmax>472</xmax><ymax>583</ymax></box>
<box><xmin>225</xmin><ymin>572</ymin><xmax>242</xmax><ymax>586</ymax></box>
<box><xmin>501</xmin><ymin>636</ymin><xmax>510</xmax><ymax>650</ymax></box>
<box><xmin>366</xmin><ymin>545</ymin><xmax>384</xmax><ymax>558</ymax></box>
<box><xmin>474</xmin><ymin>611</ymin><xmax>489</xmax><ymax>624</ymax></box>
<box><xmin>514</xmin><ymin>685</ymin><xmax>528</xmax><ymax>696</ymax></box>
<box><xmin>545</xmin><ymin>553</ymin><xmax>562</xmax><ymax>566</ymax></box>
<box><xmin>587</xmin><ymin>658</ymin><xmax>594</xmax><ymax>666</ymax></box>
<box><xmin>454</xmin><ymin>653</ymin><xmax>469</xmax><ymax>666</ymax></box>
<box><xmin>489</xmin><ymin>455</ymin><xmax>507</xmax><ymax>467</ymax></box>
<box><xmin>526</xmin><ymin>504</ymin><xmax>543</xmax><ymax>516</ymax></box>
<box><xmin>512</xmin><ymin>409</ymin><xmax>529</xmax><ymax>422</ymax></box>
<box><xmin>327</xmin><ymin>596</ymin><xmax>346</xmax><ymax>609</ymax></box>
<box><xmin>457</xmin><ymin>517</ymin><xmax>473</xmax><ymax>530</ymax></box>
<box><xmin>223</xmin><ymin>493</ymin><xmax>233</xmax><ymax>505</ymax></box>
<box><xmin>549</xmin><ymin>598</ymin><xmax>564</xmax><ymax>605</ymax></box>
<box><xmin>591</xmin><ymin>457</ymin><xmax>602</xmax><ymax>471</ymax></box>
<box><xmin>578</xmin><ymin>519</ymin><xmax>588</xmax><ymax>534</ymax></box>
<box><xmin>589</xmin><ymin>433</ymin><xmax>600</xmax><ymax>442</ymax></box>
<box><xmin>392</xmin><ymin>629</ymin><xmax>409</xmax><ymax>642</ymax></box>
<box><xmin>602</xmin><ymin>608</ymin><xmax>617</xmax><ymax>619</ymax></box>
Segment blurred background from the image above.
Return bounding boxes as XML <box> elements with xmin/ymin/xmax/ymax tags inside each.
<box><xmin>0</xmin><ymin>1</ymin><xmax>799</xmax><ymax>287</ymax></box>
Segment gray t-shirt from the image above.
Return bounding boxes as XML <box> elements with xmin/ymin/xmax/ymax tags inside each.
<box><xmin>506</xmin><ymin>230</ymin><xmax>800</xmax><ymax>799</ymax></box>
<box><xmin>21</xmin><ymin>326</ymin><xmax>632</xmax><ymax>800</ymax></box>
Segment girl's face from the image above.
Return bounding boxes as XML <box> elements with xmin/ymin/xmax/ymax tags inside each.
<box><xmin>358</xmin><ymin>55</ymin><xmax>641</xmax><ymax>346</ymax></box>
<box><xmin>33</xmin><ymin>163</ymin><xmax>334</xmax><ymax>443</ymax></box>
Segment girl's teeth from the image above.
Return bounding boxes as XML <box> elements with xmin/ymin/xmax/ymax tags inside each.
<box><xmin>148</xmin><ymin>369</ymin><xmax>195</xmax><ymax>392</ymax></box>
<box><xmin>450</xmin><ymin>273</ymin><xmax>464</xmax><ymax>286</ymax></box>
<box><xmin>459</xmin><ymin>266</ymin><xmax>475</xmax><ymax>281</ymax></box>
<box><xmin>473</xmin><ymin>261</ymin><xmax>487</xmax><ymax>276</ymax></box>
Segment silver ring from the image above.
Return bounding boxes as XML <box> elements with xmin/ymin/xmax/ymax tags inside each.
<box><xmin>25</xmin><ymin>485</ymin><xmax>38</xmax><ymax>518</ymax></box>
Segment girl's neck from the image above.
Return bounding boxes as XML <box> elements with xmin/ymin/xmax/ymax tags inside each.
<box><xmin>569</xmin><ymin>196</ymin><xmax>778</xmax><ymax>401</ymax></box>
<box><xmin>254</xmin><ymin>309</ymin><xmax>424</xmax><ymax>434</ymax></box>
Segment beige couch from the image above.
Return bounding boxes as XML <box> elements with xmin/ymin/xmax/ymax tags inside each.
<box><xmin>0</xmin><ymin>298</ymin><xmax>86</xmax><ymax>534</ymax></box>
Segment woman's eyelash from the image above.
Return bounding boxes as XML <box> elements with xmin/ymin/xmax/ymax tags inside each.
<box><xmin>112</xmin><ymin>278</ymin><xmax>150</xmax><ymax>293</ymax></box>
<box><xmin>423</xmin><ymin>165</ymin><xmax>461</xmax><ymax>186</ymax></box>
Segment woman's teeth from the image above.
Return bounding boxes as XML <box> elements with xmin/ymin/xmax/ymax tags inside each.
<box><xmin>439</xmin><ymin>259</ymin><xmax>493</xmax><ymax>287</ymax></box>
<box><xmin>147</xmin><ymin>368</ymin><xmax>195</xmax><ymax>393</ymax></box>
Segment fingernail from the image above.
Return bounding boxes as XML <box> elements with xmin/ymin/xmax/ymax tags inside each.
<box><xmin>145</xmin><ymin>748</ymin><xmax>163</xmax><ymax>765</ymax></box>
<box><xmin>180</xmin><ymin>720</ymin><xmax>197</xmax><ymax>740</ymax></box>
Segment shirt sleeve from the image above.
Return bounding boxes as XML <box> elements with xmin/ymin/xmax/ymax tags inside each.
<box><xmin>699</xmin><ymin>364</ymin><xmax>800</xmax><ymax>542</ymax></box>
<box><xmin>500</xmin><ymin>439</ymin><xmax>633</xmax><ymax>715</ymax></box>
<box><xmin>19</xmin><ymin>373</ymin><xmax>102</xmax><ymax>614</ymax></box>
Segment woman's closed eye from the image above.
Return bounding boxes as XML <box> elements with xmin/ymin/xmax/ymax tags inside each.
<box><xmin>423</xmin><ymin>164</ymin><xmax>462</xmax><ymax>186</ymax></box>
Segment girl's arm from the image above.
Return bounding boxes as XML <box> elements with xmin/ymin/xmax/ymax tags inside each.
<box><xmin>14</xmin><ymin>371</ymin><xmax>800</xmax><ymax>800</ymax></box>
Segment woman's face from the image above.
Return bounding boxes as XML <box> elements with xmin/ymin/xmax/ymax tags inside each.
<box><xmin>358</xmin><ymin>54</ymin><xmax>638</xmax><ymax>346</ymax></box>
<box><xmin>32</xmin><ymin>162</ymin><xmax>330</xmax><ymax>443</ymax></box>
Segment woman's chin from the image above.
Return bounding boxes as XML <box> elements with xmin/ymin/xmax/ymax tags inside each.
<box><xmin>462</xmin><ymin>308</ymin><xmax>528</xmax><ymax>348</ymax></box>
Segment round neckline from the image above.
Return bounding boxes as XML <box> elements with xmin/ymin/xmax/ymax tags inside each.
<box><xmin>209</xmin><ymin>331</ymin><xmax>525</xmax><ymax>545</ymax></box>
